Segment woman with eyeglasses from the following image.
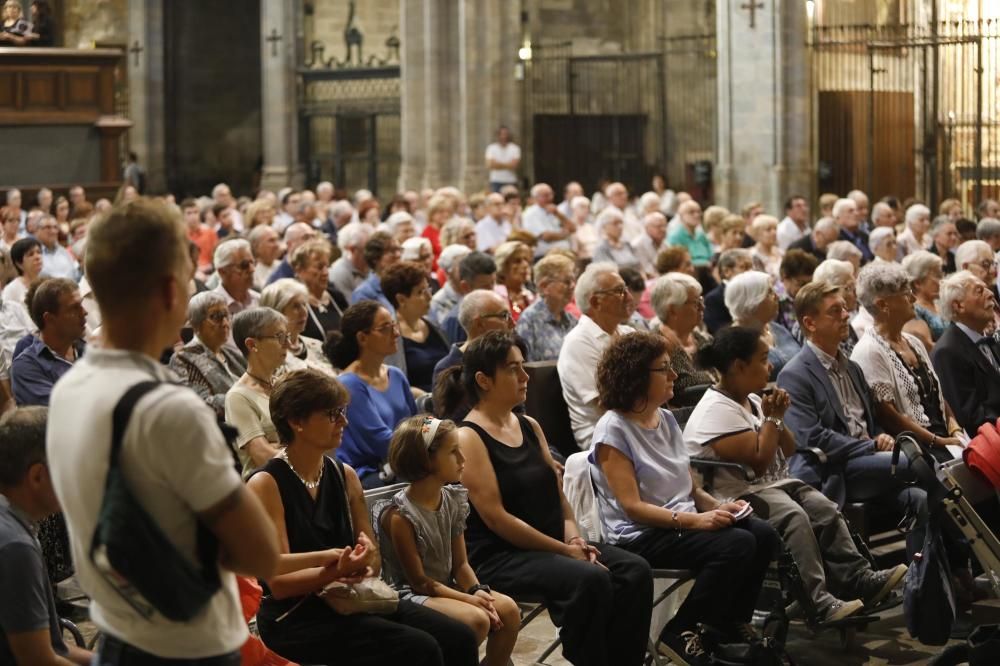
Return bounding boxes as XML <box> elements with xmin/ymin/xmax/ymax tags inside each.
<box><xmin>324</xmin><ymin>300</ymin><xmax>417</xmax><ymax>488</ymax></box>
<box><xmin>650</xmin><ymin>272</ymin><xmax>717</xmax><ymax>405</ymax></box>
<box><xmin>249</xmin><ymin>369</ymin><xmax>479</xmax><ymax>666</ymax></box>
<box><xmin>227</xmin><ymin>307</ymin><xmax>291</xmax><ymax>478</ymax></box>
<box><xmin>260</xmin><ymin>278</ymin><xmax>335</xmax><ymax>375</ymax></box>
<box><xmin>725</xmin><ymin>270</ymin><xmax>801</xmax><ymax>380</ymax></box>
<box><xmin>382</xmin><ymin>261</ymin><xmax>450</xmax><ymax>392</ymax></box>
<box><xmin>169</xmin><ymin>292</ymin><xmax>246</xmax><ymax>418</ymax></box>
<box><xmin>291</xmin><ymin>238</ymin><xmax>347</xmax><ymax>341</ymax></box>
<box><xmin>492</xmin><ymin>240</ymin><xmax>535</xmax><ymax>323</ymax></box>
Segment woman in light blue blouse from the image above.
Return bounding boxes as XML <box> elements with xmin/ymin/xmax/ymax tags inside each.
<box><xmin>324</xmin><ymin>300</ymin><xmax>417</xmax><ymax>488</ymax></box>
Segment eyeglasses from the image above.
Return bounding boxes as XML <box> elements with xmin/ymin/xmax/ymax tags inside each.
<box><xmin>369</xmin><ymin>321</ymin><xmax>399</xmax><ymax>334</ymax></box>
<box><xmin>227</xmin><ymin>259</ymin><xmax>255</xmax><ymax>272</ymax></box>
<box><xmin>326</xmin><ymin>406</ymin><xmax>348</xmax><ymax>422</ymax></box>
<box><xmin>206</xmin><ymin>311</ymin><xmax>231</xmax><ymax>323</ymax></box>
<box><xmin>594</xmin><ymin>285</ymin><xmax>629</xmax><ymax>298</ymax></box>
<box><xmin>39</xmin><ymin>224</ymin><xmax>58</xmax><ymax>230</ymax></box>
<box><xmin>684</xmin><ymin>296</ymin><xmax>705</xmax><ymax>307</ymax></box>
<box><xmin>650</xmin><ymin>365</ymin><xmax>673</xmax><ymax>374</ymax></box>
<box><xmin>972</xmin><ymin>259</ymin><xmax>997</xmax><ymax>271</ymax></box>
<box><xmin>258</xmin><ymin>332</ymin><xmax>291</xmax><ymax>346</ymax></box>
<box><xmin>479</xmin><ymin>310</ymin><xmax>513</xmax><ymax>323</ymax></box>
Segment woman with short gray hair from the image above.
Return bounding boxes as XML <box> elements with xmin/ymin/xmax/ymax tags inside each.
<box><xmin>868</xmin><ymin>227</ymin><xmax>898</xmax><ymax>264</ymax></box>
<box><xmin>260</xmin><ymin>278</ymin><xmax>334</xmax><ymax>375</ymax></box>
<box><xmin>169</xmin><ymin>291</ymin><xmax>246</xmax><ymax>418</ymax></box>
<box><xmin>724</xmin><ymin>270</ymin><xmax>801</xmax><ymax>379</ymax></box>
<box><xmin>903</xmin><ymin>251</ymin><xmax>946</xmax><ymax>342</ymax></box>
<box><xmin>851</xmin><ymin>261</ymin><xmax>964</xmax><ymax>460</ymax></box>
<box><xmin>651</xmin><ymin>272</ymin><xmax>717</xmax><ymax>402</ymax></box>
<box><xmin>898</xmin><ymin>204</ymin><xmax>933</xmax><ymax>257</ymax></box>
<box><xmin>592</xmin><ymin>208</ymin><xmax>641</xmax><ymax>273</ymax></box>
<box><xmin>226</xmin><ymin>307</ymin><xmax>290</xmax><ymax>478</ymax></box>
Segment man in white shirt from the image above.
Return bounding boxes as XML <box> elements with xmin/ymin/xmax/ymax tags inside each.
<box><xmin>475</xmin><ymin>192</ymin><xmax>511</xmax><ymax>253</ymax></box>
<box><xmin>557</xmin><ymin>262</ymin><xmax>634</xmax><ymax>449</ymax></box>
<box><xmin>630</xmin><ymin>212</ymin><xmax>668</xmax><ymax>278</ymax></box>
<box><xmin>777</xmin><ymin>194</ymin><xmax>811</xmax><ymax>250</ymax></box>
<box><xmin>212</xmin><ymin>239</ymin><xmax>260</xmax><ymax>318</ymax></box>
<box><xmin>523</xmin><ymin>183</ymin><xmax>575</xmax><ymax>259</ymax></box>
<box><xmin>47</xmin><ymin>198</ymin><xmax>279</xmax><ymax>661</ymax></box>
<box><xmin>484</xmin><ymin>126</ymin><xmax>521</xmax><ymax>192</ymax></box>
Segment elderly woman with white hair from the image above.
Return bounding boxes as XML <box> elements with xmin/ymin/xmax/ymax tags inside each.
<box><xmin>903</xmin><ymin>250</ymin><xmax>947</xmax><ymax>344</ymax></box>
<box><xmin>570</xmin><ymin>195</ymin><xmax>599</xmax><ymax>259</ymax></box>
<box><xmin>725</xmin><ymin>270</ymin><xmax>801</xmax><ymax>379</ymax></box>
<box><xmin>592</xmin><ymin>207</ymin><xmax>641</xmax><ymax>272</ymax></box>
<box><xmin>260</xmin><ymin>278</ymin><xmax>334</xmax><ymax>375</ymax></box>
<box><xmin>441</xmin><ymin>216</ymin><xmax>477</xmax><ymax>251</ymax></box>
<box><xmin>897</xmin><ymin>204</ymin><xmax>933</xmax><ymax>257</ymax></box>
<box><xmin>850</xmin><ymin>262</ymin><xmax>965</xmax><ymax>461</ymax></box>
<box><xmin>430</xmin><ymin>244</ymin><xmax>472</xmax><ymax>324</ymax></box>
<box><xmin>401</xmin><ymin>235</ymin><xmax>438</xmax><ymax>291</ymax></box>
<box><xmin>384</xmin><ymin>210</ymin><xmax>417</xmax><ymax>244</ymax></box>
<box><xmin>651</xmin><ymin>272</ymin><xmax>717</xmax><ymax>402</ymax></box>
<box><xmin>291</xmin><ymin>238</ymin><xmax>347</xmax><ymax>341</ymax></box>
<box><xmin>749</xmin><ymin>215</ymin><xmax>784</xmax><ymax>280</ymax></box>
<box><xmin>493</xmin><ymin>240</ymin><xmax>536</xmax><ymax>322</ymax></box>
<box><xmin>168</xmin><ymin>291</ymin><xmax>247</xmax><ymax>418</ymax></box>
<box><xmin>868</xmin><ymin>227</ymin><xmax>898</xmax><ymax>264</ymax></box>
<box><xmin>826</xmin><ymin>240</ymin><xmax>863</xmax><ymax>274</ymax></box>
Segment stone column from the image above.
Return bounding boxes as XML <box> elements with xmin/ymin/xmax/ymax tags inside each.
<box><xmin>260</xmin><ymin>0</ymin><xmax>302</xmax><ymax>191</ymax></box>
<box><xmin>459</xmin><ymin>0</ymin><xmax>488</xmax><ymax>192</ymax></box>
<box><xmin>715</xmin><ymin>0</ymin><xmax>813</xmax><ymax>214</ymax></box>
<box><xmin>399</xmin><ymin>0</ymin><xmax>426</xmax><ymax>191</ymax></box>
<box><xmin>127</xmin><ymin>0</ymin><xmax>166</xmax><ymax>192</ymax></box>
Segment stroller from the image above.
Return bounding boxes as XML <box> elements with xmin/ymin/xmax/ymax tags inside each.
<box><xmin>892</xmin><ymin>431</ymin><xmax>1000</xmax><ymax>660</ymax></box>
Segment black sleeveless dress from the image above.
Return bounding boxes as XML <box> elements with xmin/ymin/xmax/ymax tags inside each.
<box><xmin>256</xmin><ymin>455</ymin><xmax>353</xmax><ymax>622</ymax></box>
<box><xmin>462</xmin><ymin>415</ymin><xmax>564</xmax><ymax>566</ymax></box>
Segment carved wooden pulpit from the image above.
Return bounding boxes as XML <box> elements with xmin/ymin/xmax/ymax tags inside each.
<box><xmin>0</xmin><ymin>47</ymin><xmax>132</xmax><ymax>198</ymax></box>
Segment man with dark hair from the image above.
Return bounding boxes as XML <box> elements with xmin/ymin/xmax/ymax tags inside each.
<box><xmin>440</xmin><ymin>251</ymin><xmax>498</xmax><ymax>344</ymax></box>
<box><xmin>11</xmin><ymin>278</ymin><xmax>86</xmax><ymax>407</ymax></box>
<box><xmin>777</xmin><ymin>249</ymin><xmax>819</xmax><ymax>334</ymax></box>
<box><xmin>0</xmin><ymin>407</ymin><xmax>93</xmax><ymax>665</ymax></box>
<box><xmin>777</xmin><ymin>194</ymin><xmax>810</xmax><ymax>250</ymax></box>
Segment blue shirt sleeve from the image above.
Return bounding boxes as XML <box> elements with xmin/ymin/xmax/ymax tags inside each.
<box><xmin>11</xmin><ymin>349</ymin><xmax>53</xmax><ymax>407</ymax></box>
<box><xmin>0</xmin><ymin>542</ymin><xmax>60</xmax><ymax>638</ymax></box>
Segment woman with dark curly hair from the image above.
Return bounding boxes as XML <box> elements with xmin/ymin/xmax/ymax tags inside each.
<box><xmin>450</xmin><ymin>330</ymin><xmax>654</xmax><ymax>666</ymax></box>
<box><xmin>381</xmin><ymin>261</ymin><xmax>449</xmax><ymax>392</ymax></box>
<box><xmin>589</xmin><ymin>330</ymin><xmax>779</xmax><ymax>665</ymax></box>
<box><xmin>323</xmin><ymin>300</ymin><xmax>416</xmax><ymax>488</ymax></box>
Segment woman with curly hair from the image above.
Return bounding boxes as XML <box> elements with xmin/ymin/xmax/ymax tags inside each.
<box><xmin>589</xmin><ymin>330</ymin><xmax>779</xmax><ymax>665</ymax></box>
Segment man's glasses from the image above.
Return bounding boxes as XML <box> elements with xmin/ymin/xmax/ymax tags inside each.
<box><xmin>228</xmin><ymin>259</ymin><xmax>255</xmax><ymax>272</ymax></box>
<box><xmin>594</xmin><ymin>285</ymin><xmax>629</xmax><ymax>298</ymax></box>
<box><xmin>326</xmin><ymin>406</ymin><xmax>348</xmax><ymax>423</ymax></box>
<box><xmin>479</xmin><ymin>310</ymin><xmax>513</xmax><ymax>322</ymax></box>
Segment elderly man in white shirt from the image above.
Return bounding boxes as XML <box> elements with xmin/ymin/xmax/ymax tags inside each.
<box><xmin>212</xmin><ymin>239</ymin><xmax>260</xmax><ymax>346</ymax></box>
<box><xmin>523</xmin><ymin>182</ymin><xmax>575</xmax><ymax>259</ymax></box>
<box><xmin>630</xmin><ymin>212</ymin><xmax>668</xmax><ymax>278</ymax></box>
<box><xmin>557</xmin><ymin>262</ymin><xmax>635</xmax><ymax>449</ymax></box>
<box><xmin>475</xmin><ymin>192</ymin><xmax>511</xmax><ymax>253</ymax></box>
<box><xmin>777</xmin><ymin>194</ymin><xmax>811</xmax><ymax>250</ymax></box>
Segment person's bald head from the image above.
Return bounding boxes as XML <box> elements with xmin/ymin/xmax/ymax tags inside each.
<box><xmin>284</xmin><ymin>222</ymin><xmax>317</xmax><ymax>253</ymax></box>
<box><xmin>530</xmin><ymin>183</ymin><xmax>553</xmax><ymax>206</ymax></box>
<box><xmin>458</xmin><ymin>289</ymin><xmax>514</xmax><ymax>339</ymax></box>
<box><xmin>606</xmin><ymin>182</ymin><xmax>628</xmax><ymax>209</ymax></box>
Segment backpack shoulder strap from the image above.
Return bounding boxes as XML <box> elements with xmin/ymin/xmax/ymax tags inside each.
<box><xmin>109</xmin><ymin>381</ymin><xmax>161</xmax><ymax>472</ymax></box>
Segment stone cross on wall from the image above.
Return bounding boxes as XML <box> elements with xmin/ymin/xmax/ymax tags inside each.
<box><xmin>741</xmin><ymin>0</ymin><xmax>765</xmax><ymax>28</ymax></box>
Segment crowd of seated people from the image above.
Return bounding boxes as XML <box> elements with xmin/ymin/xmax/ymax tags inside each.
<box><xmin>3</xmin><ymin>178</ymin><xmax>1000</xmax><ymax>666</ymax></box>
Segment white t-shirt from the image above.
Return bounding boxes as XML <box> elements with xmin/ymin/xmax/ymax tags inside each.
<box><xmin>557</xmin><ymin>315</ymin><xmax>633</xmax><ymax>450</ymax></box>
<box><xmin>777</xmin><ymin>216</ymin><xmax>810</xmax><ymax>250</ymax></box>
<box><xmin>475</xmin><ymin>215</ymin><xmax>511</xmax><ymax>253</ymax></box>
<box><xmin>683</xmin><ymin>388</ymin><xmax>792</xmax><ymax>498</ymax></box>
<box><xmin>484</xmin><ymin>142</ymin><xmax>521</xmax><ymax>184</ymax></box>
<box><xmin>47</xmin><ymin>349</ymin><xmax>246</xmax><ymax>658</ymax></box>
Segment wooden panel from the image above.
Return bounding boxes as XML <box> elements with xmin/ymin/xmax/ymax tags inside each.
<box><xmin>65</xmin><ymin>70</ymin><xmax>99</xmax><ymax>107</ymax></box>
<box><xmin>818</xmin><ymin>90</ymin><xmax>915</xmax><ymax>202</ymax></box>
<box><xmin>0</xmin><ymin>71</ymin><xmax>15</xmax><ymax>107</ymax></box>
<box><xmin>22</xmin><ymin>71</ymin><xmax>59</xmax><ymax>108</ymax></box>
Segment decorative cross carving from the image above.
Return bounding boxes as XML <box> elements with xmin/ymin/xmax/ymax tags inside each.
<box><xmin>266</xmin><ymin>28</ymin><xmax>282</xmax><ymax>57</ymax></box>
<box><xmin>129</xmin><ymin>40</ymin><xmax>143</xmax><ymax>67</ymax></box>
<box><xmin>740</xmin><ymin>0</ymin><xmax>765</xmax><ymax>28</ymax></box>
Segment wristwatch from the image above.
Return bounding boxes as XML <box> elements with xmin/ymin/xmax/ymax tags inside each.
<box><xmin>764</xmin><ymin>416</ymin><xmax>784</xmax><ymax>431</ymax></box>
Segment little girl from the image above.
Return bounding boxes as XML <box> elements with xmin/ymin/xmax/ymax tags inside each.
<box><xmin>384</xmin><ymin>415</ymin><xmax>520</xmax><ymax>666</ymax></box>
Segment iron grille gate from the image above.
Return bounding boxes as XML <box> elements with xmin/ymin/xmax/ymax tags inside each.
<box><xmin>812</xmin><ymin>16</ymin><xmax>1000</xmax><ymax>212</ymax></box>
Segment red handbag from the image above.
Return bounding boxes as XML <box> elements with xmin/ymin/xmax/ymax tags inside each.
<box><xmin>964</xmin><ymin>419</ymin><xmax>1000</xmax><ymax>490</ymax></box>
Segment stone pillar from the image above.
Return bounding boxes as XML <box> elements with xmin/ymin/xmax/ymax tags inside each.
<box><xmin>260</xmin><ymin>0</ymin><xmax>302</xmax><ymax>191</ymax></box>
<box><xmin>399</xmin><ymin>0</ymin><xmax>426</xmax><ymax>191</ymax></box>
<box><xmin>715</xmin><ymin>0</ymin><xmax>813</xmax><ymax>215</ymax></box>
<box><xmin>459</xmin><ymin>0</ymin><xmax>488</xmax><ymax>192</ymax></box>
<box><xmin>127</xmin><ymin>0</ymin><xmax>166</xmax><ymax>192</ymax></box>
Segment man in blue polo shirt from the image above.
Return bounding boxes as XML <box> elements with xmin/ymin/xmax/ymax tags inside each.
<box><xmin>0</xmin><ymin>406</ymin><xmax>93</xmax><ymax>665</ymax></box>
<box><xmin>11</xmin><ymin>278</ymin><xmax>86</xmax><ymax>407</ymax></box>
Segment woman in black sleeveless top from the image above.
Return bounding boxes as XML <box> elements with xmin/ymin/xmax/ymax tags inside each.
<box><xmin>247</xmin><ymin>368</ymin><xmax>478</xmax><ymax>666</ymax></box>
<box><xmin>438</xmin><ymin>331</ymin><xmax>654</xmax><ymax>666</ymax></box>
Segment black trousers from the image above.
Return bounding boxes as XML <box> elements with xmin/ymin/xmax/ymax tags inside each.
<box><xmin>622</xmin><ymin>517</ymin><xmax>779</xmax><ymax>636</ymax></box>
<box><xmin>257</xmin><ymin>597</ymin><xmax>479</xmax><ymax>666</ymax></box>
<box><xmin>95</xmin><ymin>634</ymin><xmax>240</xmax><ymax>665</ymax></box>
<box><xmin>473</xmin><ymin>543</ymin><xmax>653</xmax><ymax>666</ymax></box>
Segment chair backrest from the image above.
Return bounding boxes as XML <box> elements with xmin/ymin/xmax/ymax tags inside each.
<box><xmin>363</xmin><ymin>482</ymin><xmax>409</xmax><ymax>516</ymax></box>
<box><xmin>523</xmin><ymin>360</ymin><xmax>578</xmax><ymax>458</ymax></box>
<box><xmin>562</xmin><ymin>451</ymin><xmax>603</xmax><ymax>542</ymax></box>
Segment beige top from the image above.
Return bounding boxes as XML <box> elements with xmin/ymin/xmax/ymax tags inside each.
<box><xmin>224</xmin><ymin>383</ymin><xmax>278</xmax><ymax>478</ymax></box>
